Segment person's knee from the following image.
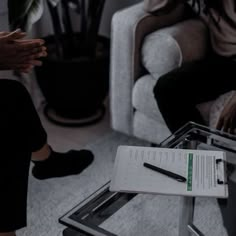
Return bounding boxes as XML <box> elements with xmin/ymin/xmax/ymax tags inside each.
<box><xmin>0</xmin><ymin>79</ymin><xmax>31</xmax><ymax>106</ymax></box>
<box><xmin>153</xmin><ymin>73</ymin><xmax>176</xmax><ymax>104</ymax></box>
<box><xmin>2</xmin><ymin>79</ymin><xmax>29</xmax><ymax>97</ymax></box>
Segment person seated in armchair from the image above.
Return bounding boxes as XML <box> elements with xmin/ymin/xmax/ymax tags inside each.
<box><xmin>0</xmin><ymin>29</ymin><xmax>94</xmax><ymax>236</ymax></box>
<box><xmin>146</xmin><ymin>0</ymin><xmax>236</xmax><ymax>235</ymax></box>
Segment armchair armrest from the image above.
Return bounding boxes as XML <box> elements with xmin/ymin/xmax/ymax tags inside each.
<box><xmin>110</xmin><ymin>2</ymin><xmax>193</xmax><ymax>135</ymax></box>
<box><xmin>142</xmin><ymin>18</ymin><xmax>209</xmax><ymax>79</ymax></box>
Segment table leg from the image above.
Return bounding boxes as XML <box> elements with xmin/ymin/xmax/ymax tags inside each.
<box><xmin>178</xmin><ymin>197</ymin><xmax>195</xmax><ymax>236</ymax></box>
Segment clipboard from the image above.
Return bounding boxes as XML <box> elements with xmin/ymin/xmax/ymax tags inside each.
<box><xmin>109</xmin><ymin>145</ymin><xmax>228</xmax><ymax>198</ymax></box>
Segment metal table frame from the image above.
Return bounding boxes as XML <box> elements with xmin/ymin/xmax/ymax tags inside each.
<box><xmin>60</xmin><ymin>122</ymin><xmax>236</xmax><ymax>236</ymax></box>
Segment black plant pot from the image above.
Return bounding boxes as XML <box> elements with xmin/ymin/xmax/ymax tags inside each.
<box><xmin>35</xmin><ymin>33</ymin><xmax>110</xmax><ymax>126</ymax></box>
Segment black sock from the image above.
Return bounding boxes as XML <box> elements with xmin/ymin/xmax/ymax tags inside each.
<box><xmin>32</xmin><ymin>149</ymin><xmax>94</xmax><ymax>180</ymax></box>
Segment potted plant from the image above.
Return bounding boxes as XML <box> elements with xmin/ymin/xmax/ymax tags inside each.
<box><xmin>8</xmin><ymin>0</ymin><xmax>110</xmax><ymax>126</ymax></box>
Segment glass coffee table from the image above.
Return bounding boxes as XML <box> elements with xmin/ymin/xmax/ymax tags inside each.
<box><xmin>59</xmin><ymin>122</ymin><xmax>236</xmax><ymax>236</ymax></box>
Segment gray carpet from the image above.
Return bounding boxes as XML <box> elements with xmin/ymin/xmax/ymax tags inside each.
<box><xmin>18</xmin><ymin>131</ymin><xmax>227</xmax><ymax>236</ymax></box>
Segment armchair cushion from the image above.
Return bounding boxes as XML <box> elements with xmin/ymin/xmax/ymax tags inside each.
<box><xmin>141</xmin><ymin>18</ymin><xmax>208</xmax><ymax>79</ymax></box>
<box><xmin>132</xmin><ymin>74</ymin><xmax>164</xmax><ymax>121</ymax></box>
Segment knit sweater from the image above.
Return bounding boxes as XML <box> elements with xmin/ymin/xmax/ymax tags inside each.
<box><xmin>144</xmin><ymin>0</ymin><xmax>236</xmax><ymax>57</ymax></box>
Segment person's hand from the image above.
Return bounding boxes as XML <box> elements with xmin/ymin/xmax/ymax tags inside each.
<box><xmin>0</xmin><ymin>29</ymin><xmax>47</xmax><ymax>73</ymax></box>
<box><xmin>216</xmin><ymin>92</ymin><xmax>236</xmax><ymax>134</ymax></box>
<box><xmin>13</xmin><ymin>38</ymin><xmax>47</xmax><ymax>73</ymax></box>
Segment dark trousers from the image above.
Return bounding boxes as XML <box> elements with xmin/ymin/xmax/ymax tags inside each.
<box><xmin>153</xmin><ymin>54</ymin><xmax>236</xmax><ymax>133</ymax></box>
<box><xmin>153</xmin><ymin>54</ymin><xmax>236</xmax><ymax>235</ymax></box>
<box><xmin>0</xmin><ymin>79</ymin><xmax>47</xmax><ymax>232</ymax></box>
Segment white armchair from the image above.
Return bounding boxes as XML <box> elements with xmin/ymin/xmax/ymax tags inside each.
<box><xmin>110</xmin><ymin>2</ymin><xmax>234</xmax><ymax>144</ymax></box>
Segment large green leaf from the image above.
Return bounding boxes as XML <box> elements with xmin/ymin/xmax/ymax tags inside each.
<box><xmin>8</xmin><ymin>0</ymin><xmax>44</xmax><ymax>31</ymax></box>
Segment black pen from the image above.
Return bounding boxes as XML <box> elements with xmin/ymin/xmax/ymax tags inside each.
<box><xmin>143</xmin><ymin>162</ymin><xmax>186</xmax><ymax>183</ymax></box>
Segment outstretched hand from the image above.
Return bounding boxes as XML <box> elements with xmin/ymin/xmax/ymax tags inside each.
<box><xmin>216</xmin><ymin>92</ymin><xmax>236</xmax><ymax>134</ymax></box>
<box><xmin>0</xmin><ymin>29</ymin><xmax>47</xmax><ymax>73</ymax></box>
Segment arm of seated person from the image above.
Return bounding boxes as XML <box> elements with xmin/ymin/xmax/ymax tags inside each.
<box><xmin>0</xmin><ymin>29</ymin><xmax>47</xmax><ymax>73</ymax></box>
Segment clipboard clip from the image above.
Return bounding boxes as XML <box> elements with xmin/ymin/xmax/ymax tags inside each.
<box><xmin>216</xmin><ymin>159</ymin><xmax>227</xmax><ymax>185</ymax></box>
<box><xmin>217</xmin><ymin>179</ymin><xmax>226</xmax><ymax>185</ymax></box>
<box><xmin>216</xmin><ymin>159</ymin><xmax>223</xmax><ymax>164</ymax></box>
